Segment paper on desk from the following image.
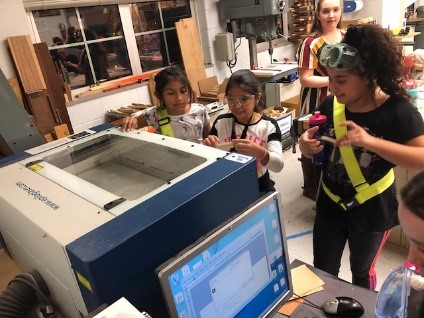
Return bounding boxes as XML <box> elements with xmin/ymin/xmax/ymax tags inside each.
<box><xmin>278</xmin><ymin>297</ymin><xmax>304</xmax><ymax>316</ymax></box>
<box><xmin>277</xmin><ymin>264</ymin><xmax>324</xmax><ymax>316</ymax></box>
<box><xmin>290</xmin><ymin>264</ymin><xmax>325</xmax><ymax>299</ymax></box>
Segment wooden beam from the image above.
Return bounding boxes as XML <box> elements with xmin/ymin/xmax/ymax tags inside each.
<box><xmin>7</xmin><ymin>35</ymin><xmax>46</xmax><ymax>92</ymax></box>
<box><xmin>175</xmin><ymin>18</ymin><xmax>207</xmax><ymax>99</ymax></box>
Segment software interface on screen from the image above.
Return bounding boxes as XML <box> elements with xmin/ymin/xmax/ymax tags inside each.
<box><xmin>158</xmin><ymin>194</ymin><xmax>291</xmax><ymax>318</ymax></box>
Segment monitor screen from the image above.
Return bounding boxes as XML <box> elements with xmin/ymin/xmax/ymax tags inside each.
<box><xmin>156</xmin><ymin>192</ymin><xmax>292</xmax><ymax>318</ymax></box>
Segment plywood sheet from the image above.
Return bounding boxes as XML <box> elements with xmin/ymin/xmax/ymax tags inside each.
<box><xmin>54</xmin><ymin>124</ymin><xmax>70</xmax><ymax>139</ymax></box>
<box><xmin>7</xmin><ymin>35</ymin><xmax>46</xmax><ymax>92</ymax></box>
<box><xmin>26</xmin><ymin>90</ymin><xmax>57</xmax><ymax>136</ymax></box>
<box><xmin>34</xmin><ymin>43</ymin><xmax>74</xmax><ymax>134</ymax></box>
<box><xmin>175</xmin><ymin>18</ymin><xmax>206</xmax><ymax>98</ymax></box>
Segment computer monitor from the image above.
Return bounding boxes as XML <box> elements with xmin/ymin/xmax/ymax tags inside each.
<box><xmin>156</xmin><ymin>192</ymin><xmax>292</xmax><ymax>318</ymax></box>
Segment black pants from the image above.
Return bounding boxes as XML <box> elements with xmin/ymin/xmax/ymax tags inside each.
<box><xmin>300</xmin><ymin>154</ymin><xmax>321</xmax><ymax>200</ymax></box>
<box><xmin>258</xmin><ymin>170</ymin><xmax>275</xmax><ymax>194</ymax></box>
<box><xmin>313</xmin><ymin>213</ymin><xmax>391</xmax><ymax>290</ymax></box>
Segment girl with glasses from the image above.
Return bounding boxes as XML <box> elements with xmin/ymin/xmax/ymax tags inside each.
<box><xmin>203</xmin><ymin>69</ymin><xmax>284</xmax><ymax>193</ymax></box>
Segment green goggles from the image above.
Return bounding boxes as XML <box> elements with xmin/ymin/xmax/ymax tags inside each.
<box><xmin>319</xmin><ymin>43</ymin><xmax>365</xmax><ymax>73</ymax></box>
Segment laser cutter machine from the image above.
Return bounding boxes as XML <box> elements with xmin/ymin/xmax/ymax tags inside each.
<box><xmin>0</xmin><ymin>126</ymin><xmax>260</xmax><ymax>317</ymax></box>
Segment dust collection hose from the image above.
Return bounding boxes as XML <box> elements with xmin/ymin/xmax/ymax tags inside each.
<box><xmin>0</xmin><ymin>269</ymin><xmax>59</xmax><ymax>318</ymax></box>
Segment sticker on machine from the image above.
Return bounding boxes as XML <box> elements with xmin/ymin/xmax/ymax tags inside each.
<box><xmin>225</xmin><ymin>153</ymin><xmax>252</xmax><ymax>164</ymax></box>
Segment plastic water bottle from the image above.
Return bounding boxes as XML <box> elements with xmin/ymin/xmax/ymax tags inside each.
<box><xmin>375</xmin><ymin>262</ymin><xmax>424</xmax><ymax>318</ymax></box>
<box><xmin>309</xmin><ymin>111</ymin><xmax>327</xmax><ymax>166</ymax></box>
<box><xmin>407</xmin><ymin>88</ymin><xmax>419</xmax><ymax>107</ymax></box>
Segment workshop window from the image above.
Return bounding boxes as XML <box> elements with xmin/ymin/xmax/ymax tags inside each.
<box><xmin>33</xmin><ymin>5</ymin><xmax>131</xmax><ymax>89</ymax></box>
<box><xmin>31</xmin><ymin>1</ymin><xmax>191</xmax><ymax>90</ymax></box>
<box><xmin>130</xmin><ymin>0</ymin><xmax>191</xmax><ymax>71</ymax></box>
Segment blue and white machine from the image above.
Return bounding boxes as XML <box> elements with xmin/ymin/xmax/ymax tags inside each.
<box><xmin>0</xmin><ymin>126</ymin><xmax>260</xmax><ymax>318</ymax></box>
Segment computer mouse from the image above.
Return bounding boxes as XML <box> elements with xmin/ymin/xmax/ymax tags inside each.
<box><xmin>321</xmin><ymin>296</ymin><xmax>365</xmax><ymax>317</ymax></box>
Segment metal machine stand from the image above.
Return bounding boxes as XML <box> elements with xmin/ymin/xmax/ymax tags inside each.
<box><xmin>0</xmin><ymin>69</ymin><xmax>44</xmax><ymax>156</ymax></box>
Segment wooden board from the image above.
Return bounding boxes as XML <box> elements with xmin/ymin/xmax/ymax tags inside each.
<box><xmin>54</xmin><ymin>124</ymin><xmax>70</xmax><ymax>139</ymax></box>
<box><xmin>26</xmin><ymin>90</ymin><xmax>57</xmax><ymax>136</ymax></box>
<box><xmin>34</xmin><ymin>43</ymin><xmax>74</xmax><ymax>134</ymax></box>
<box><xmin>198</xmin><ymin>76</ymin><xmax>218</xmax><ymax>96</ymax></box>
<box><xmin>7</xmin><ymin>35</ymin><xmax>46</xmax><ymax>92</ymax></box>
<box><xmin>175</xmin><ymin>18</ymin><xmax>207</xmax><ymax>99</ymax></box>
<box><xmin>7</xmin><ymin>77</ymin><xmax>24</xmax><ymax>105</ymax></box>
<box><xmin>148</xmin><ymin>73</ymin><xmax>159</xmax><ymax>106</ymax></box>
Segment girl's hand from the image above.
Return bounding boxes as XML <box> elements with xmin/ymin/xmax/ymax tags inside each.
<box><xmin>232</xmin><ymin>139</ymin><xmax>264</xmax><ymax>158</ymax></box>
<box><xmin>121</xmin><ymin>117</ymin><xmax>139</xmax><ymax>132</ymax></box>
<box><xmin>203</xmin><ymin>135</ymin><xmax>220</xmax><ymax>147</ymax></box>
<box><xmin>299</xmin><ymin>126</ymin><xmax>323</xmax><ymax>157</ymax></box>
<box><xmin>335</xmin><ymin>120</ymin><xmax>372</xmax><ymax>148</ymax></box>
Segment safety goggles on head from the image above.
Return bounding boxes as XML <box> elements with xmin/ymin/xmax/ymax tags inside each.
<box><xmin>319</xmin><ymin>43</ymin><xmax>365</xmax><ymax>73</ymax></box>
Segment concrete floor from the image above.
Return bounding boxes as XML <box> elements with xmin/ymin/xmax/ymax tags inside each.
<box><xmin>272</xmin><ymin>144</ymin><xmax>408</xmax><ymax>291</ymax></box>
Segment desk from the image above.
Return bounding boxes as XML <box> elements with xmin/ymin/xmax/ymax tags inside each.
<box><xmin>280</xmin><ymin>260</ymin><xmax>377</xmax><ymax>317</ymax></box>
<box><xmin>252</xmin><ymin>64</ymin><xmax>298</xmax><ymax>83</ymax></box>
<box><xmin>394</xmin><ymin>32</ymin><xmax>421</xmax><ymax>47</ymax></box>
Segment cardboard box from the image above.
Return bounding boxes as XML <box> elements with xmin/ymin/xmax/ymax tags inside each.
<box><xmin>281</xmin><ymin>95</ymin><xmax>300</xmax><ymax>117</ymax></box>
<box><xmin>262</xmin><ymin>106</ymin><xmax>296</xmax><ymax>135</ymax></box>
<box><xmin>197</xmin><ymin>77</ymin><xmax>228</xmax><ymax>103</ymax></box>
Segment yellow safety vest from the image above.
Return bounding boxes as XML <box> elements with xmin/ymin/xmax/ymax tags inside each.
<box><xmin>322</xmin><ymin>98</ymin><xmax>394</xmax><ymax>211</ymax></box>
<box><xmin>157</xmin><ymin>108</ymin><xmax>174</xmax><ymax>137</ymax></box>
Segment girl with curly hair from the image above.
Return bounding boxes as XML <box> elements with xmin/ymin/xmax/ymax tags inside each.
<box><xmin>299</xmin><ymin>24</ymin><xmax>424</xmax><ymax>290</ymax></box>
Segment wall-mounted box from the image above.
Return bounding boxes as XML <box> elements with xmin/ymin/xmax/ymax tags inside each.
<box><xmin>215</xmin><ymin>33</ymin><xmax>235</xmax><ymax>61</ymax></box>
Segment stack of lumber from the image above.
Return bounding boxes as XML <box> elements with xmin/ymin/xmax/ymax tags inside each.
<box><xmin>289</xmin><ymin>0</ymin><xmax>315</xmax><ymax>42</ymax></box>
<box><xmin>75</xmin><ymin>69</ymin><xmax>159</xmax><ymax>99</ymax></box>
<box><xmin>7</xmin><ymin>36</ymin><xmax>74</xmax><ymax>141</ymax></box>
<box><xmin>106</xmin><ymin>103</ymin><xmax>152</xmax><ymax>123</ymax></box>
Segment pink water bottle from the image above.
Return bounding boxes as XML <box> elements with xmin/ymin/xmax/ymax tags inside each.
<box><xmin>309</xmin><ymin>111</ymin><xmax>327</xmax><ymax>166</ymax></box>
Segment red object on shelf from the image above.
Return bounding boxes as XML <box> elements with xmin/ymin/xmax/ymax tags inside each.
<box><xmin>403</xmin><ymin>54</ymin><xmax>416</xmax><ymax>81</ymax></box>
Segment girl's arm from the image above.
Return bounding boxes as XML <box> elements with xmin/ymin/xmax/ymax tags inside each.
<box><xmin>121</xmin><ymin>114</ymin><xmax>148</xmax><ymax>132</ymax></box>
<box><xmin>363</xmin><ymin>135</ymin><xmax>424</xmax><ymax>169</ymax></box>
<box><xmin>232</xmin><ymin>139</ymin><xmax>284</xmax><ymax>172</ymax></box>
<box><xmin>202</xmin><ymin>122</ymin><xmax>212</xmax><ymax>138</ymax></box>
<box><xmin>299</xmin><ymin>68</ymin><xmax>329</xmax><ymax>88</ymax></box>
<box><xmin>264</xmin><ymin>140</ymin><xmax>284</xmax><ymax>172</ymax></box>
<box><xmin>336</xmin><ymin>120</ymin><xmax>424</xmax><ymax>169</ymax></box>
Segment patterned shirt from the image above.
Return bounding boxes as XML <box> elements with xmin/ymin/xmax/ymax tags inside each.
<box><xmin>296</xmin><ymin>31</ymin><xmax>345</xmax><ymax>115</ymax></box>
<box><xmin>142</xmin><ymin>103</ymin><xmax>210</xmax><ymax>142</ymax></box>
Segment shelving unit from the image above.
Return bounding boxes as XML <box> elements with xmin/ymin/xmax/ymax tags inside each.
<box><xmin>289</xmin><ymin>0</ymin><xmax>314</xmax><ymax>42</ymax></box>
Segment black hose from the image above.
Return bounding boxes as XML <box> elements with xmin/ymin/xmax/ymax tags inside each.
<box><xmin>0</xmin><ymin>269</ymin><xmax>59</xmax><ymax>318</ymax></box>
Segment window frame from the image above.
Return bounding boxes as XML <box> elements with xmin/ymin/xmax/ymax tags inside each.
<box><xmin>27</xmin><ymin>1</ymin><xmax>193</xmax><ymax>91</ymax></box>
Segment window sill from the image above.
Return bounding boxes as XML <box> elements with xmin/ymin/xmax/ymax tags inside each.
<box><xmin>66</xmin><ymin>81</ymin><xmax>149</xmax><ymax>107</ymax></box>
